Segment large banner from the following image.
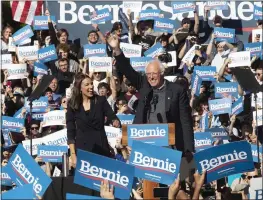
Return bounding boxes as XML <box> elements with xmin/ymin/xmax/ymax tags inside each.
<box><xmin>47</xmin><ymin>1</ymin><xmax>261</xmax><ymax>45</ymax></box>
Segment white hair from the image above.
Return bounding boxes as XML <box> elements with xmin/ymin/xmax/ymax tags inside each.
<box><xmin>145</xmin><ymin>60</ymin><xmax>166</xmax><ymax>75</ymax></box>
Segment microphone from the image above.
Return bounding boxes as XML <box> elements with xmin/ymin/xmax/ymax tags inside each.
<box><xmin>153</xmin><ymin>94</ymin><xmax>159</xmax><ymax>111</ymax></box>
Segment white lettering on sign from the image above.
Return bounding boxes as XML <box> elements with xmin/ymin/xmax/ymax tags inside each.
<box><xmin>13</xmin><ymin>29</ymin><xmax>31</xmax><ymax>42</ymax></box>
<box><xmin>140</xmin><ymin>12</ymin><xmax>159</xmax><ymax>18</ymax></box>
<box><xmin>39</xmin><ymin>150</ymin><xmax>64</xmax><ymax>157</ymax></box>
<box><xmin>39</xmin><ymin>50</ymin><xmax>56</xmax><ymax>59</ymax></box>
<box><xmin>214</xmin><ymin>31</ymin><xmax>234</xmax><ymax>38</ymax></box>
<box><xmin>85</xmin><ymin>48</ymin><xmax>105</xmax><ymax>55</ymax></box>
<box><xmin>3</xmin><ymin>120</ymin><xmax>23</xmax><ymax>127</ymax></box>
<box><xmin>79</xmin><ymin>160</ymin><xmax>129</xmax><ymax>186</ymax></box>
<box><xmin>210</xmin><ymin>102</ymin><xmax>231</xmax><ymax>110</ymax></box>
<box><xmin>11</xmin><ymin>154</ymin><xmax>43</xmax><ymax>194</ymax></box>
<box><xmin>130</xmin><ymin>127</ymin><xmax>166</xmax><ymax>139</ymax></box>
<box><xmin>155</xmin><ymin>21</ymin><xmax>173</xmax><ymax>28</ymax></box>
<box><xmin>35</xmin><ymin>20</ymin><xmax>48</xmax><ymax>26</ymax></box>
<box><xmin>92</xmin><ymin>12</ymin><xmax>109</xmax><ymax>21</ymax></box>
<box><xmin>199</xmin><ymin>150</ymin><xmax>247</xmax><ymax>171</ymax></box>
<box><xmin>216</xmin><ymin>86</ymin><xmax>237</xmax><ymax>93</ymax></box>
<box><xmin>195</xmin><ymin>70</ymin><xmax>215</xmax><ymax>76</ymax></box>
<box><xmin>132</xmin><ymin>151</ymin><xmax>176</xmax><ymax>172</ymax></box>
<box><xmin>173</xmin><ymin>2</ymin><xmax>193</xmax><ymax>9</ymax></box>
<box><xmin>195</xmin><ymin>138</ymin><xmax>212</xmax><ymax>147</ymax></box>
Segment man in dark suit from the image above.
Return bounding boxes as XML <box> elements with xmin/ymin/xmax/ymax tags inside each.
<box><xmin>107</xmin><ymin>35</ymin><xmax>194</xmax><ymax>155</ymax></box>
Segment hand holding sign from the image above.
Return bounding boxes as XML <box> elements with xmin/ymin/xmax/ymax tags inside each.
<box><xmin>168</xmin><ymin>174</ymin><xmax>180</xmax><ymax>200</ymax></box>
<box><xmin>100</xmin><ymin>180</ymin><xmax>115</xmax><ymax>199</ymax></box>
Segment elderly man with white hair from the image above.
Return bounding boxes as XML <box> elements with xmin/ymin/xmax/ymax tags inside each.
<box><xmin>107</xmin><ymin>34</ymin><xmax>194</xmax><ymax>156</ymax></box>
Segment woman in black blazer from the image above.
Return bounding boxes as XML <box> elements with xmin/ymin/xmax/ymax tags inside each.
<box><xmin>66</xmin><ymin>73</ymin><xmax>120</xmax><ymax>168</ymax></box>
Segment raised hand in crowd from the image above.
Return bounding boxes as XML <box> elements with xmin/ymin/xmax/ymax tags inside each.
<box><xmin>100</xmin><ymin>180</ymin><xmax>115</xmax><ymax>199</ymax></box>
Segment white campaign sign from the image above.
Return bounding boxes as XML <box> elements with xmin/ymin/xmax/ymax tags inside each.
<box><xmin>104</xmin><ymin>126</ymin><xmax>122</xmax><ymax>149</ymax></box>
<box><xmin>89</xmin><ymin>57</ymin><xmax>112</xmax><ymax>72</ymax></box>
<box><xmin>228</xmin><ymin>51</ymin><xmax>251</xmax><ymax>68</ymax></box>
<box><xmin>7</xmin><ymin>64</ymin><xmax>27</xmax><ymax>80</ymax></box>
<box><xmin>182</xmin><ymin>44</ymin><xmax>201</xmax><ymax>64</ymax></box>
<box><xmin>252</xmin><ymin>92</ymin><xmax>263</xmax><ymax>109</ymax></box>
<box><xmin>128</xmin><ymin>95</ymin><xmax>138</xmax><ymax>110</ymax></box>
<box><xmin>166</xmin><ymin>51</ymin><xmax>177</xmax><ymax>67</ymax></box>
<box><xmin>8</xmin><ymin>37</ymin><xmax>16</xmax><ymax>52</ymax></box>
<box><xmin>17</xmin><ymin>45</ymin><xmax>38</xmax><ymax>62</ymax></box>
<box><xmin>1</xmin><ymin>54</ymin><xmax>12</xmax><ymax>69</ymax></box>
<box><xmin>120</xmin><ymin>43</ymin><xmax>142</xmax><ymax>58</ymax></box>
<box><xmin>53</xmin><ymin>166</ymin><xmax>62</xmax><ymax>177</ymax></box>
<box><xmin>22</xmin><ymin>137</ymin><xmax>43</xmax><ymax>155</ymax></box>
<box><xmin>250</xmin><ymin>177</ymin><xmax>263</xmax><ymax>200</ymax></box>
<box><xmin>42</xmin><ymin>110</ymin><xmax>66</xmax><ymax>127</ymax></box>
<box><xmin>164</xmin><ymin>76</ymin><xmax>177</xmax><ymax>82</ymax></box>
<box><xmin>253</xmin><ymin>110</ymin><xmax>263</xmax><ymax>126</ymax></box>
<box><xmin>252</xmin><ymin>29</ymin><xmax>263</xmax><ymax>43</ymax></box>
<box><xmin>123</xmin><ymin>1</ymin><xmax>142</xmax><ymax>13</ymax></box>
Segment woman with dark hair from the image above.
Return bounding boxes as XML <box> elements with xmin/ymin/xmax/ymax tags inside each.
<box><xmin>1</xmin><ymin>25</ymin><xmax>13</xmax><ymax>52</ymax></box>
<box><xmin>66</xmin><ymin>73</ymin><xmax>120</xmax><ymax>167</ymax></box>
<box><xmin>111</xmin><ymin>22</ymin><xmax>129</xmax><ymax>43</ymax></box>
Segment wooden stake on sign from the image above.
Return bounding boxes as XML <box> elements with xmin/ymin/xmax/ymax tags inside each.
<box><xmin>121</xmin><ymin>123</ymin><xmax>176</xmax><ymax>200</ymax></box>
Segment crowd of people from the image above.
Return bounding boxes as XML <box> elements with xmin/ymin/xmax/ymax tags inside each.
<box><xmin>1</xmin><ymin>3</ymin><xmax>263</xmax><ymax>200</ymax></box>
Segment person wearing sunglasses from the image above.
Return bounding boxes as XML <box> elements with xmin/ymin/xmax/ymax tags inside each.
<box><xmin>255</xmin><ymin>66</ymin><xmax>263</xmax><ymax>85</ymax></box>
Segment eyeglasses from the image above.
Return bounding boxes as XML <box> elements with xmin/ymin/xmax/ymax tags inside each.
<box><xmin>145</xmin><ymin>72</ymin><xmax>160</xmax><ymax>78</ymax></box>
<box><xmin>94</xmin><ymin>72</ymin><xmax>101</xmax><ymax>75</ymax></box>
<box><xmin>31</xmin><ymin>127</ymin><xmax>38</xmax><ymax>130</ymax></box>
<box><xmin>183</xmin><ymin>21</ymin><xmax>190</xmax><ymax>24</ymax></box>
<box><xmin>247</xmin><ymin>175</ymin><xmax>259</xmax><ymax>179</ymax></box>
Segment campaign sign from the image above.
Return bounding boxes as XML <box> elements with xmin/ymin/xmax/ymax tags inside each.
<box><xmin>228</xmin><ymin>51</ymin><xmax>251</xmax><ymax>68</ymax></box>
<box><xmin>117</xmin><ymin>114</ymin><xmax>135</xmax><ymax>124</ymax></box>
<box><xmin>171</xmin><ymin>2</ymin><xmax>195</xmax><ymax>14</ymax></box>
<box><xmin>252</xmin><ymin>29</ymin><xmax>262</xmax><ymax>43</ymax></box>
<box><xmin>205</xmin><ymin>128</ymin><xmax>229</xmax><ymax>140</ymax></box>
<box><xmin>74</xmin><ymin>150</ymin><xmax>135</xmax><ymax>199</ymax></box>
<box><xmin>90</xmin><ymin>8</ymin><xmax>112</xmax><ymax>24</ymax></box>
<box><xmin>1</xmin><ymin>54</ymin><xmax>12</xmax><ymax>67</ymax></box>
<box><xmin>154</xmin><ymin>18</ymin><xmax>174</xmax><ymax>34</ymax></box>
<box><xmin>89</xmin><ymin>57</ymin><xmax>112</xmax><ymax>72</ymax></box>
<box><xmin>66</xmin><ymin>193</ymin><xmax>103</xmax><ymax>199</ymax></box>
<box><xmin>144</xmin><ymin>43</ymin><xmax>164</xmax><ymax>58</ymax></box>
<box><xmin>42</xmin><ymin>128</ymin><xmax>68</xmax><ymax>146</ymax></box>
<box><xmin>2</xmin><ymin>116</ymin><xmax>24</xmax><ymax>133</ymax></box>
<box><xmin>139</xmin><ymin>9</ymin><xmax>160</xmax><ymax>21</ymax></box>
<box><xmin>191</xmin><ymin>72</ymin><xmax>202</xmax><ymax>96</ymax></box>
<box><xmin>206</xmin><ymin>1</ymin><xmax>228</xmax><ymax>10</ymax></box>
<box><xmin>13</xmin><ymin>107</ymin><xmax>24</xmax><ymax>119</ymax></box>
<box><xmin>2</xmin><ymin>129</ymin><xmax>13</xmax><ymax>148</ymax></box>
<box><xmin>33</xmin><ymin>16</ymin><xmax>56</xmax><ymax>30</ymax></box>
<box><xmin>25</xmin><ymin>96</ymin><xmax>48</xmax><ymax>113</ymax></box>
<box><xmin>194</xmin><ymin>132</ymin><xmax>213</xmax><ymax>152</ymax></box>
<box><xmin>244</xmin><ymin>42</ymin><xmax>263</xmax><ymax>59</ymax></box>
<box><xmin>17</xmin><ymin>45</ymin><xmax>38</xmax><ymax>62</ymax></box>
<box><xmin>12</xmin><ymin>25</ymin><xmax>34</xmax><ymax>45</ymax></box>
<box><xmin>214</xmin><ymin>82</ymin><xmax>238</xmax><ymax>98</ymax></box>
<box><xmin>123</xmin><ymin>1</ymin><xmax>142</xmax><ymax>13</ymax></box>
<box><xmin>232</xmin><ymin>97</ymin><xmax>243</xmax><ymax>115</ymax></box>
<box><xmin>194</xmin><ymin>141</ymin><xmax>254</xmax><ymax>182</ymax></box>
<box><xmin>250</xmin><ymin>177</ymin><xmax>263</xmax><ymax>200</ymax></box>
<box><xmin>254</xmin><ymin>5</ymin><xmax>263</xmax><ymax>20</ymax></box>
<box><xmin>104</xmin><ymin>126</ymin><xmax>122</xmax><ymax>149</ymax></box>
<box><xmin>130</xmin><ymin>57</ymin><xmax>153</xmax><ymax>72</ymax></box>
<box><xmin>120</xmin><ymin>43</ymin><xmax>142</xmax><ymax>58</ymax></box>
<box><xmin>182</xmin><ymin>44</ymin><xmax>201</xmax><ymax>64</ymax></box>
<box><xmin>130</xmin><ymin>141</ymin><xmax>182</xmax><ymax>185</ymax></box>
<box><xmin>127</xmin><ymin>124</ymin><xmax>169</xmax><ymax>146</ymax></box>
<box><xmin>2</xmin><ymin>184</ymin><xmax>34</xmax><ymax>199</ymax></box>
<box><xmin>38</xmin><ymin>145</ymin><xmax>68</xmax><ymax>162</ymax></box>
<box><xmin>253</xmin><ymin>110</ymin><xmax>263</xmax><ymax>126</ymax></box>
<box><xmin>251</xmin><ymin>144</ymin><xmax>262</xmax><ymax>163</ymax></box>
<box><xmin>194</xmin><ymin>66</ymin><xmax>216</xmax><ymax>82</ymax></box>
<box><xmin>5</xmin><ymin>144</ymin><xmax>52</xmax><ymax>197</ymax></box>
<box><xmin>38</xmin><ymin>44</ymin><xmax>58</xmax><ymax>63</ymax></box>
<box><xmin>42</xmin><ymin>110</ymin><xmax>66</xmax><ymax>127</ymax></box>
<box><xmin>214</xmin><ymin>27</ymin><xmax>235</xmax><ymax>43</ymax></box>
<box><xmin>209</xmin><ymin>98</ymin><xmax>232</xmax><ymax>115</ymax></box>
<box><xmin>200</xmin><ymin>112</ymin><xmax>209</xmax><ymax>131</ymax></box>
<box><xmin>83</xmin><ymin>44</ymin><xmax>107</xmax><ymax>58</ymax></box>
<box><xmin>34</xmin><ymin>61</ymin><xmax>48</xmax><ymax>76</ymax></box>
<box><xmin>7</xmin><ymin>64</ymin><xmax>27</xmax><ymax>80</ymax></box>
<box><xmin>1</xmin><ymin>166</ymin><xmax>12</xmax><ymax>186</ymax></box>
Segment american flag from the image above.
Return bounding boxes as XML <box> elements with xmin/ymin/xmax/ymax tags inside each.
<box><xmin>10</xmin><ymin>0</ymin><xmax>43</xmax><ymax>25</ymax></box>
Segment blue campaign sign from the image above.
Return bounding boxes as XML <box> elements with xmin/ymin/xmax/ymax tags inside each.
<box><xmin>214</xmin><ymin>27</ymin><xmax>235</xmax><ymax>43</ymax></box>
<box><xmin>251</xmin><ymin>144</ymin><xmax>262</xmax><ymax>163</ymax></box>
<box><xmin>205</xmin><ymin>128</ymin><xmax>229</xmax><ymax>140</ymax></box>
<box><xmin>25</xmin><ymin>96</ymin><xmax>48</xmax><ymax>113</ymax></box>
<box><xmin>2</xmin><ymin>116</ymin><xmax>24</xmax><ymax>133</ymax></box>
<box><xmin>5</xmin><ymin>144</ymin><xmax>52</xmax><ymax>198</ymax></box>
<box><xmin>244</xmin><ymin>42</ymin><xmax>263</xmax><ymax>59</ymax></box>
<box><xmin>130</xmin><ymin>141</ymin><xmax>182</xmax><ymax>185</ymax></box>
<box><xmin>214</xmin><ymin>82</ymin><xmax>238</xmax><ymax>98</ymax></box>
<box><xmin>13</xmin><ymin>107</ymin><xmax>26</xmax><ymax>119</ymax></box>
<box><xmin>139</xmin><ymin>9</ymin><xmax>160</xmax><ymax>21</ymax></box>
<box><xmin>206</xmin><ymin>1</ymin><xmax>228</xmax><ymax>11</ymax></box>
<box><xmin>12</xmin><ymin>25</ymin><xmax>34</xmax><ymax>45</ymax></box>
<box><xmin>171</xmin><ymin>2</ymin><xmax>195</xmax><ymax>14</ymax></box>
<box><xmin>127</xmin><ymin>124</ymin><xmax>169</xmax><ymax>146</ymax></box>
<box><xmin>2</xmin><ymin>129</ymin><xmax>13</xmax><ymax>148</ymax></box>
<box><xmin>144</xmin><ymin>43</ymin><xmax>164</xmax><ymax>58</ymax></box>
<box><xmin>194</xmin><ymin>141</ymin><xmax>254</xmax><ymax>182</ymax></box>
<box><xmin>1</xmin><ymin>166</ymin><xmax>13</xmax><ymax>186</ymax></box>
<box><xmin>38</xmin><ymin>44</ymin><xmax>58</xmax><ymax>63</ymax></box>
<box><xmin>254</xmin><ymin>5</ymin><xmax>263</xmax><ymax>20</ymax></box>
<box><xmin>209</xmin><ymin>98</ymin><xmax>232</xmax><ymax>115</ymax></box>
<box><xmin>232</xmin><ymin>97</ymin><xmax>243</xmax><ymax>115</ymax></box>
<box><xmin>38</xmin><ymin>145</ymin><xmax>68</xmax><ymax>163</ymax></box>
<box><xmin>194</xmin><ymin>132</ymin><xmax>213</xmax><ymax>152</ymax></box>
<box><xmin>191</xmin><ymin>72</ymin><xmax>201</xmax><ymax>96</ymax></box>
<box><xmin>154</xmin><ymin>18</ymin><xmax>174</xmax><ymax>34</ymax></box>
<box><xmin>200</xmin><ymin>112</ymin><xmax>209</xmax><ymax>131</ymax></box>
<box><xmin>117</xmin><ymin>114</ymin><xmax>135</xmax><ymax>125</ymax></box>
<box><xmin>83</xmin><ymin>44</ymin><xmax>107</xmax><ymax>58</ymax></box>
<box><xmin>66</xmin><ymin>193</ymin><xmax>103</xmax><ymax>199</ymax></box>
<box><xmin>130</xmin><ymin>57</ymin><xmax>153</xmax><ymax>72</ymax></box>
<box><xmin>74</xmin><ymin>150</ymin><xmax>135</xmax><ymax>199</ymax></box>
<box><xmin>90</xmin><ymin>8</ymin><xmax>112</xmax><ymax>24</ymax></box>
<box><xmin>33</xmin><ymin>16</ymin><xmax>56</xmax><ymax>30</ymax></box>
<box><xmin>34</xmin><ymin>61</ymin><xmax>48</xmax><ymax>76</ymax></box>
<box><xmin>2</xmin><ymin>184</ymin><xmax>34</xmax><ymax>199</ymax></box>
<box><xmin>194</xmin><ymin>66</ymin><xmax>216</xmax><ymax>82</ymax></box>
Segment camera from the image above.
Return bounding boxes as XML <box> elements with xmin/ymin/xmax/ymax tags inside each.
<box><xmin>158</xmin><ymin>52</ymin><xmax>172</xmax><ymax>63</ymax></box>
